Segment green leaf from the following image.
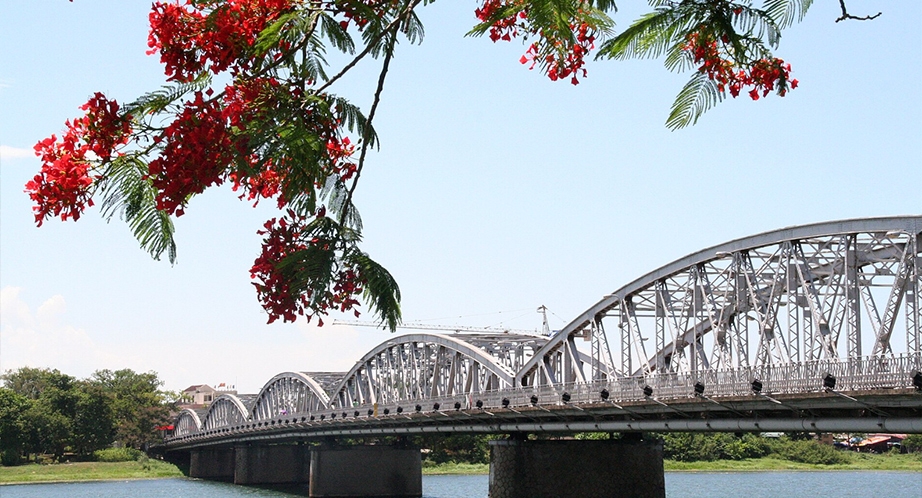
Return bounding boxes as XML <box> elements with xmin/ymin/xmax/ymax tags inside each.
<box><xmin>98</xmin><ymin>156</ymin><xmax>177</xmax><ymax>264</ymax></box>
<box><xmin>764</xmin><ymin>0</ymin><xmax>813</xmax><ymax>29</ymax></box>
<box><xmin>123</xmin><ymin>73</ymin><xmax>211</xmax><ymax>117</ymax></box>
<box><xmin>665</xmin><ymin>71</ymin><xmax>723</xmax><ymax>130</ymax></box>
<box><xmin>348</xmin><ymin>250</ymin><xmax>401</xmax><ymax>332</ymax></box>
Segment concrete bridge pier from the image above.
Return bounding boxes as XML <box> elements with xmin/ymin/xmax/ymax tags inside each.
<box><xmin>234</xmin><ymin>443</ymin><xmax>311</xmax><ymax>485</ymax></box>
<box><xmin>488</xmin><ymin>436</ymin><xmax>665</xmax><ymax>498</ymax></box>
<box><xmin>189</xmin><ymin>447</ymin><xmax>235</xmax><ymax>481</ymax></box>
<box><xmin>309</xmin><ymin>445</ymin><xmax>422</xmax><ymax>497</ymax></box>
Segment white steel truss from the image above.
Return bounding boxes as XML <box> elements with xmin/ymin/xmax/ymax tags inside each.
<box><xmin>518</xmin><ymin>216</ymin><xmax>922</xmax><ymax>386</ymax></box>
<box><xmin>201</xmin><ymin>394</ymin><xmax>251</xmax><ymax>431</ymax></box>
<box><xmin>329</xmin><ymin>333</ymin><xmax>527</xmax><ymax>409</ymax></box>
<box><xmin>251</xmin><ymin>372</ymin><xmax>332</xmax><ymax>421</ymax></box>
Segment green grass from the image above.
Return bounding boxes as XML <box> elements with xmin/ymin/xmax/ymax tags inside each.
<box><xmin>665</xmin><ymin>453</ymin><xmax>922</xmax><ymax>472</ymax></box>
<box><xmin>2</xmin><ymin>453</ymin><xmax>917</xmax><ymax>484</ymax></box>
<box><xmin>422</xmin><ymin>461</ymin><xmax>490</xmax><ymax>475</ymax></box>
<box><xmin>0</xmin><ymin>459</ymin><xmax>184</xmax><ymax>484</ymax></box>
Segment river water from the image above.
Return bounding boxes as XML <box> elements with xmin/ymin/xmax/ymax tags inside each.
<box><xmin>2</xmin><ymin>472</ymin><xmax>920</xmax><ymax>497</ymax></box>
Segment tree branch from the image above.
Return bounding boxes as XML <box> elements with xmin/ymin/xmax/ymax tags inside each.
<box><xmin>835</xmin><ymin>0</ymin><xmax>881</xmax><ymax>23</ymax></box>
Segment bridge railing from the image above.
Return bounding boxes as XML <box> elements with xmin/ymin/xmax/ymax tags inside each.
<box><xmin>164</xmin><ymin>353</ymin><xmax>920</xmax><ymax>442</ymax></box>
<box><xmin>410</xmin><ymin>353</ymin><xmax>921</xmax><ymax>411</ymax></box>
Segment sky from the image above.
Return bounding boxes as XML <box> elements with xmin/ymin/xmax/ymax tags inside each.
<box><xmin>1</xmin><ymin>1</ymin><xmax>919</xmax><ymax>395</ymax></box>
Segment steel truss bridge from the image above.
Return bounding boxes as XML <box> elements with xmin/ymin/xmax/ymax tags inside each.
<box><xmin>164</xmin><ymin>217</ymin><xmax>922</xmax><ymax>450</ymax></box>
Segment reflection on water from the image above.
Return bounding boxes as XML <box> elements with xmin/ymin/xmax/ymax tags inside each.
<box><xmin>1</xmin><ymin>472</ymin><xmax>920</xmax><ymax>497</ymax></box>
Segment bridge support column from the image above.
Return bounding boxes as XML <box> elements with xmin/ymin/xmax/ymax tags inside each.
<box><xmin>189</xmin><ymin>447</ymin><xmax>235</xmax><ymax>481</ymax></box>
<box><xmin>309</xmin><ymin>445</ymin><xmax>422</xmax><ymax>497</ymax></box>
<box><xmin>489</xmin><ymin>437</ymin><xmax>665</xmax><ymax>498</ymax></box>
<box><xmin>234</xmin><ymin>443</ymin><xmax>311</xmax><ymax>485</ymax></box>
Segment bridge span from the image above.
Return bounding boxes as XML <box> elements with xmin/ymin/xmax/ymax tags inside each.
<box><xmin>158</xmin><ymin>216</ymin><xmax>922</xmax><ymax>497</ymax></box>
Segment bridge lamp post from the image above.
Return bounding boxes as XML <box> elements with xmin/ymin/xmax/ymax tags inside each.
<box><xmin>912</xmin><ymin>370</ymin><xmax>922</xmax><ymax>391</ymax></box>
<box><xmin>643</xmin><ymin>385</ymin><xmax>690</xmax><ymax>418</ymax></box>
<box><xmin>822</xmin><ymin>373</ymin><xmax>890</xmax><ymax>417</ymax></box>
<box><xmin>751</xmin><ymin>378</ymin><xmax>801</xmax><ymax>415</ymax></box>
<box><xmin>693</xmin><ymin>381</ymin><xmax>746</xmax><ymax>417</ymax></box>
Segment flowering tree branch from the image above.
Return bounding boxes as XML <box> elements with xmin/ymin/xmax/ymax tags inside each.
<box><xmin>30</xmin><ymin>0</ymin><xmax>863</xmax><ymax>331</ymax></box>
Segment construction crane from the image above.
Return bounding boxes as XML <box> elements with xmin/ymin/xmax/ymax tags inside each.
<box><xmin>333</xmin><ymin>306</ymin><xmax>554</xmax><ymax>336</ymax></box>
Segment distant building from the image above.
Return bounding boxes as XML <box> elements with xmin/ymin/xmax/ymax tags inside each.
<box><xmin>853</xmin><ymin>433</ymin><xmax>906</xmax><ymax>453</ymax></box>
<box><xmin>181</xmin><ymin>383</ymin><xmax>237</xmax><ymax>406</ymax></box>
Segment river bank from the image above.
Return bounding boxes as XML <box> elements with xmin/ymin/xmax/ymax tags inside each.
<box><xmin>2</xmin><ymin>453</ymin><xmax>919</xmax><ymax>484</ymax></box>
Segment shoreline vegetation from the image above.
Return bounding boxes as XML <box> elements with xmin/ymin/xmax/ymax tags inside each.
<box><xmin>2</xmin><ymin>453</ymin><xmax>919</xmax><ymax>485</ymax></box>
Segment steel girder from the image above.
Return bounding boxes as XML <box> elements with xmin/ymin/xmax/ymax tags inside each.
<box><xmin>201</xmin><ymin>394</ymin><xmax>251</xmax><ymax>431</ymax></box>
<box><xmin>329</xmin><ymin>333</ymin><xmax>535</xmax><ymax>409</ymax></box>
<box><xmin>251</xmin><ymin>372</ymin><xmax>332</xmax><ymax>421</ymax></box>
<box><xmin>517</xmin><ymin>216</ymin><xmax>922</xmax><ymax>386</ymax></box>
<box><xmin>174</xmin><ymin>408</ymin><xmax>203</xmax><ymax>436</ymax></box>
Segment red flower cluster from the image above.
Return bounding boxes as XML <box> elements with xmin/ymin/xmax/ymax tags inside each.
<box><xmin>251</xmin><ymin>215</ymin><xmax>311</xmax><ymax>323</ymax></box>
<box><xmin>26</xmin><ymin>93</ymin><xmax>131</xmax><ymax>226</ymax></box>
<box><xmin>544</xmin><ymin>22</ymin><xmax>594</xmax><ymax>85</ymax></box>
<box><xmin>147</xmin><ymin>0</ymin><xmax>294</xmax><ymax>81</ymax></box>
<box><xmin>251</xmin><ymin>213</ymin><xmax>366</xmax><ymax>324</ymax></box>
<box><xmin>147</xmin><ymin>91</ymin><xmax>235</xmax><ymax>215</ymax></box>
<box><xmin>478</xmin><ymin>1</ymin><xmax>595</xmax><ymax>85</ymax></box>
<box><xmin>475</xmin><ymin>0</ymin><xmax>526</xmax><ymax>42</ymax></box>
<box><xmin>684</xmin><ymin>32</ymin><xmax>797</xmax><ymax>100</ymax></box>
<box><xmin>231</xmin><ymin>164</ymin><xmax>283</xmax><ymax>207</ymax></box>
<box><xmin>333</xmin><ymin>0</ymin><xmax>402</xmax><ymax>31</ymax></box>
<box><xmin>326</xmin><ymin>136</ymin><xmax>358</xmax><ymax>181</ymax></box>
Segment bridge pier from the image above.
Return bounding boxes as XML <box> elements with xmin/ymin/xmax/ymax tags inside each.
<box><xmin>309</xmin><ymin>445</ymin><xmax>422</xmax><ymax>497</ymax></box>
<box><xmin>234</xmin><ymin>443</ymin><xmax>311</xmax><ymax>485</ymax></box>
<box><xmin>189</xmin><ymin>447</ymin><xmax>235</xmax><ymax>481</ymax></box>
<box><xmin>488</xmin><ymin>437</ymin><xmax>665</xmax><ymax>498</ymax></box>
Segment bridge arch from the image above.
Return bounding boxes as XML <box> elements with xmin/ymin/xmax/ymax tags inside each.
<box><xmin>251</xmin><ymin>372</ymin><xmax>331</xmax><ymax>421</ymax></box>
<box><xmin>201</xmin><ymin>394</ymin><xmax>251</xmax><ymax>430</ymax></box>
<box><xmin>329</xmin><ymin>333</ymin><xmax>523</xmax><ymax>409</ymax></box>
<box><xmin>174</xmin><ymin>408</ymin><xmax>202</xmax><ymax>436</ymax></box>
<box><xmin>517</xmin><ymin>216</ymin><xmax>922</xmax><ymax>386</ymax></box>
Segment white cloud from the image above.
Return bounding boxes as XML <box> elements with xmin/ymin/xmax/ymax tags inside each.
<box><xmin>0</xmin><ymin>145</ymin><xmax>33</xmax><ymax>160</ymax></box>
<box><xmin>0</xmin><ymin>286</ymin><xmax>103</xmax><ymax>375</ymax></box>
<box><xmin>0</xmin><ymin>286</ymin><xmax>393</xmax><ymax>394</ymax></box>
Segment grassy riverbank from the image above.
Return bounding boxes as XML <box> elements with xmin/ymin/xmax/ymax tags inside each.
<box><xmin>420</xmin><ymin>453</ymin><xmax>922</xmax><ymax>475</ymax></box>
<box><xmin>0</xmin><ymin>459</ymin><xmax>184</xmax><ymax>484</ymax></box>
<box><xmin>664</xmin><ymin>453</ymin><xmax>922</xmax><ymax>472</ymax></box>
<box><xmin>2</xmin><ymin>453</ymin><xmax>918</xmax><ymax>484</ymax></box>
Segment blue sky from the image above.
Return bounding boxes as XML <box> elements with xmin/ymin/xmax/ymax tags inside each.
<box><xmin>1</xmin><ymin>1</ymin><xmax>919</xmax><ymax>394</ymax></box>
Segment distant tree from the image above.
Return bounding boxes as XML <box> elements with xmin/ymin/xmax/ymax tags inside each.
<box><xmin>2</xmin><ymin>368</ymin><xmax>79</xmax><ymax>461</ymax></box>
<box><xmin>71</xmin><ymin>382</ymin><xmax>116</xmax><ymax>456</ymax></box>
<box><xmin>902</xmin><ymin>434</ymin><xmax>922</xmax><ymax>453</ymax></box>
<box><xmin>21</xmin><ymin>400</ymin><xmax>72</xmax><ymax>461</ymax></box>
<box><xmin>1</xmin><ymin>367</ymin><xmax>74</xmax><ymax>400</ymax></box>
<box><xmin>0</xmin><ymin>388</ymin><xmax>29</xmax><ymax>465</ymax></box>
<box><xmin>90</xmin><ymin>369</ymin><xmax>175</xmax><ymax>449</ymax></box>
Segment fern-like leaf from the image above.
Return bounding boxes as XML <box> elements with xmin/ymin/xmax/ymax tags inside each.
<box><xmin>347</xmin><ymin>249</ymin><xmax>401</xmax><ymax>331</ymax></box>
<box><xmin>666</xmin><ymin>72</ymin><xmax>723</xmax><ymax>130</ymax></box>
<box><xmin>763</xmin><ymin>0</ymin><xmax>814</xmax><ymax>29</ymax></box>
<box><xmin>98</xmin><ymin>156</ymin><xmax>177</xmax><ymax>263</ymax></box>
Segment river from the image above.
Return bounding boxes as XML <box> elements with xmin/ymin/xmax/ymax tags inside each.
<box><xmin>2</xmin><ymin>472</ymin><xmax>920</xmax><ymax>497</ymax></box>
